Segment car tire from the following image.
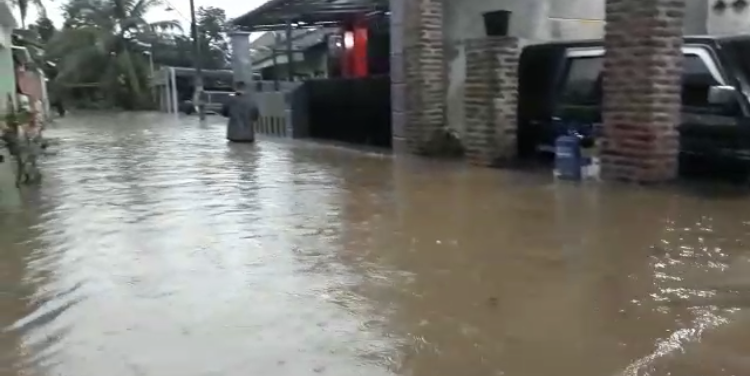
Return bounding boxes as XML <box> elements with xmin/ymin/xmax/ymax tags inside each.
<box><xmin>180</xmin><ymin>102</ymin><xmax>195</xmax><ymax>115</ymax></box>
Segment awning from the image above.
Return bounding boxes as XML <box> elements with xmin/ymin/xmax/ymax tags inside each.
<box><xmin>232</xmin><ymin>0</ymin><xmax>388</xmax><ymax>32</ymax></box>
<box><xmin>151</xmin><ymin>67</ymin><xmax>235</xmax><ymax>86</ymax></box>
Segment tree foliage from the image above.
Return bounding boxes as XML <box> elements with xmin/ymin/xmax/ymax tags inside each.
<box><xmin>147</xmin><ymin>6</ymin><xmax>230</xmax><ymax>70</ymax></box>
<box><xmin>10</xmin><ymin>0</ymin><xmax>46</xmax><ymax>29</ymax></box>
<box><xmin>30</xmin><ymin>17</ymin><xmax>56</xmax><ymax>43</ymax></box>
<box><xmin>45</xmin><ymin>0</ymin><xmax>180</xmax><ymax>109</ymax></box>
<box><xmin>12</xmin><ymin>20</ymin><xmax>55</xmax><ymax>81</ymax></box>
<box><xmin>40</xmin><ymin>0</ymin><xmax>231</xmax><ymax>110</ymax></box>
<box><xmin>196</xmin><ymin>6</ymin><xmax>230</xmax><ymax>70</ymax></box>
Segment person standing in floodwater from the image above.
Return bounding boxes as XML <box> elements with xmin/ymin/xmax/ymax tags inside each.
<box><xmin>221</xmin><ymin>81</ymin><xmax>259</xmax><ymax>142</ymax></box>
<box><xmin>53</xmin><ymin>99</ymin><xmax>66</xmax><ymax>117</ymax></box>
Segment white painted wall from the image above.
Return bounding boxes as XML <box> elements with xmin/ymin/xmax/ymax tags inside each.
<box><xmin>707</xmin><ymin>3</ymin><xmax>750</xmax><ymax>35</ymax></box>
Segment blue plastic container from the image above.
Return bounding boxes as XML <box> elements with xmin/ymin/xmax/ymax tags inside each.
<box><xmin>554</xmin><ymin>134</ymin><xmax>582</xmax><ymax>181</ymax></box>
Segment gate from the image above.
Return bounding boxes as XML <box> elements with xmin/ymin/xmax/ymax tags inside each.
<box><xmin>304</xmin><ymin>76</ymin><xmax>391</xmax><ymax>148</ymax></box>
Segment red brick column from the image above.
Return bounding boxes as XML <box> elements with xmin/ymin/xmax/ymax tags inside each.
<box><xmin>463</xmin><ymin>37</ymin><xmax>520</xmax><ymax>166</ymax></box>
<box><xmin>390</xmin><ymin>0</ymin><xmax>445</xmax><ymax>153</ymax></box>
<box><xmin>601</xmin><ymin>0</ymin><xmax>685</xmax><ymax>182</ymax></box>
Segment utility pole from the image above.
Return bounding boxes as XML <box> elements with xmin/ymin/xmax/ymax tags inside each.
<box><xmin>134</xmin><ymin>40</ymin><xmax>154</xmax><ymax>77</ymax></box>
<box><xmin>145</xmin><ymin>48</ymin><xmax>154</xmax><ymax>78</ymax></box>
<box><xmin>189</xmin><ymin>0</ymin><xmax>206</xmax><ymax>120</ymax></box>
<box><xmin>285</xmin><ymin>20</ymin><xmax>294</xmax><ymax>81</ymax></box>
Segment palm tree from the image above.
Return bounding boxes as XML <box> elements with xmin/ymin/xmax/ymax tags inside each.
<box><xmin>47</xmin><ymin>0</ymin><xmax>180</xmax><ymax>109</ymax></box>
<box><xmin>10</xmin><ymin>0</ymin><xmax>46</xmax><ymax>29</ymax></box>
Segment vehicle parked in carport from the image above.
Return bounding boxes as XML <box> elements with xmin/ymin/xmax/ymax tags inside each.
<box><xmin>180</xmin><ymin>90</ymin><xmax>234</xmax><ymax>115</ymax></box>
<box><xmin>518</xmin><ymin>35</ymin><xmax>750</xmax><ymax>177</ymax></box>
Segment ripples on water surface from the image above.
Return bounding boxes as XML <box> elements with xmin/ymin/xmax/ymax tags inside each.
<box><xmin>1</xmin><ymin>112</ymin><xmax>750</xmax><ymax>375</ymax></box>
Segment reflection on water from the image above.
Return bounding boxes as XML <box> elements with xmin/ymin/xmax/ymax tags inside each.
<box><xmin>1</xmin><ymin>112</ymin><xmax>750</xmax><ymax>375</ymax></box>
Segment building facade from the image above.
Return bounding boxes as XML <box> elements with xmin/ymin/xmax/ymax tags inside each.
<box><xmin>0</xmin><ymin>0</ymin><xmax>17</xmax><ymax>114</ymax></box>
<box><xmin>248</xmin><ymin>29</ymin><xmax>332</xmax><ymax>80</ymax></box>
<box><xmin>442</xmin><ymin>0</ymin><xmax>737</xmax><ymax>136</ymax></box>
<box><xmin>392</xmin><ymin>0</ymin><xmax>750</xmax><ymax>182</ymax></box>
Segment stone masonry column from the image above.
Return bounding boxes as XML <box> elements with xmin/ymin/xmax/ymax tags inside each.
<box><xmin>390</xmin><ymin>0</ymin><xmax>445</xmax><ymax>153</ymax></box>
<box><xmin>601</xmin><ymin>0</ymin><xmax>684</xmax><ymax>182</ymax></box>
<box><xmin>463</xmin><ymin>37</ymin><xmax>520</xmax><ymax>166</ymax></box>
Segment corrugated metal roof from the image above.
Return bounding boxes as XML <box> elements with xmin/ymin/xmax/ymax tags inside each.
<box><xmin>231</xmin><ymin>0</ymin><xmax>387</xmax><ymax>32</ymax></box>
<box><xmin>249</xmin><ymin>28</ymin><xmax>333</xmax><ymax>65</ymax></box>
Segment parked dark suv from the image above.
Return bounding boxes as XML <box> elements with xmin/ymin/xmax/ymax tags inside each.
<box><xmin>518</xmin><ymin>35</ymin><xmax>750</xmax><ymax>176</ymax></box>
<box><xmin>180</xmin><ymin>90</ymin><xmax>234</xmax><ymax>115</ymax></box>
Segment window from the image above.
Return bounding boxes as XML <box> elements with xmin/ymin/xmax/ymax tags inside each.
<box><xmin>560</xmin><ymin>50</ymin><xmax>735</xmax><ymax>114</ymax></box>
<box><xmin>559</xmin><ymin>56</ymin><xmax>603</xmax><ymax>106</ymax></box>
<box><xmin>720</xmin><ymin>40</ymin><xmax>750</xmax><ymax>86</ymax></box>
<box><xmin>682</xmin><ymin>54</ymin><xmax>722</xmax><ymax>111</ymax></box>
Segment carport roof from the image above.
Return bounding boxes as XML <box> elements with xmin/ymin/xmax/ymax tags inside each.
<box><xmin>169</xmin><ymin>67</ymin><xmax>233</xmax><ymax>77</ymax></box>
<box><xmin>232</xmin><ymin>0</ymin><xmax>388</xmax><ymax>31</ymax></box>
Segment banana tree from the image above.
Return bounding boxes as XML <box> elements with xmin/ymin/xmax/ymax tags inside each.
<box><xmin>10</xmin><ymin>0</ymin><xmax>45</xmax><ymax>29</ymax></box>
<box><xmin>48</xmin><ymin>0</ymin><xmax>180</xmax><ymax>108</ymax></box>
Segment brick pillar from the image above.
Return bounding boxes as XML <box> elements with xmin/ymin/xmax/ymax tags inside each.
<box><xmin>601</xmin><ymin>0</ymin><xmax>684</xmax><ymax>182</ymax></box>
<box><xmin>390</xmin><ymin>0</ymin><xmax>445</xmax><ymax>153</ymax></box>
<box><xmin>463</xmin><ymin>37</ymin><xmax>520</xmax><ymax>166</ymax></box>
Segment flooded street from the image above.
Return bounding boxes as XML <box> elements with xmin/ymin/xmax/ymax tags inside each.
<box><xmin>3</xmin><ymin>112</ymin><xmax>750</xmax><ymax>375</ymax></box>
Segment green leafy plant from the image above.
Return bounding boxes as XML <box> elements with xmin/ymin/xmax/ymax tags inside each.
<box><xmin>4</xmin><ymin>110</ymin><xmax>33</xmax><ymax>131</ymax></box>
<box><xmin>1</xmin><ymin>95</ymin><xmax>43</xmax><ymax>186</ymax></box>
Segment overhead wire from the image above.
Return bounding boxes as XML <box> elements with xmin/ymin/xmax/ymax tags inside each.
<box><xmin>161</xmin><ymin>0</ymin><xmax>191</xmax><ymax>23</ymax></box>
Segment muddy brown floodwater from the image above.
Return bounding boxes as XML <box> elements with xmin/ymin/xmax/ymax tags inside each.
<box><xmin>2</xmin><ymin>112</ymin><xmax>750</xmax><ymax>375</ymax></box>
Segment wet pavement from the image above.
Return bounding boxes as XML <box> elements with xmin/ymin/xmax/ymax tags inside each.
<box><xmin>2</xmin><ymin>112</ymin><xmax>750</xmax><ymax>375</ymax></box>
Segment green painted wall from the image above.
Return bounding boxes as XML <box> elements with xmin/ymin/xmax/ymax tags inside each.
<box><xmin>0</xmin><ymin>31</ymin><xmax>16</xmax><ymax>114</ymax></box>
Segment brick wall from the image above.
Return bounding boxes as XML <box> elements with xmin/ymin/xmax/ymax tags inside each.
<box><xmin>463</xmin><ymin>37</ymin><xmax>520</xmax><ymax>166</ymax></box>
<box><xmin>601</xmin><ymin>0</ymin><xmax>684</xmax><ymax>182</ymax></box>
<box><xmin>390</xmin><ymin>0</ymin><xmax>445</xmax><ymax>153</ymax></box>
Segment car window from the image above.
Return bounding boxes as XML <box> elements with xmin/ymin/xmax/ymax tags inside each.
<box><xmin>559</xmin><ymin>56</ymin><xmax>603</xmax><ymax>106</ymax></box>
<box><xmin>208</xmin><ymin>92</ymin><xmax>232</xmax><ymax>102</ymax></box>
<box><xmin>681</xmin><ymin>54</ymin><xmax>732</xmax><ymax>114</ymax></box>
<box><xmin>720</xmin><ymin>40</ymin><xmax>750</xmax><ymax>91</ymax></box>
<box><xmin>561</xmin><ymin>52</ymin><xmax>737</xmax><ymax>116</ymax></box>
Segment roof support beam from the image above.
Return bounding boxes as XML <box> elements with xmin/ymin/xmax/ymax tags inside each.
<box><xmin>232</xmin><ymin>0</ymin><xmax>387</xmax><ymax>31</ymax></box>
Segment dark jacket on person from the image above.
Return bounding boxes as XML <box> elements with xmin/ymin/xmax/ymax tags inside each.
<box><xmin>222</xmin><ymin>92</ymin><xmax>259</xmax><ymax>142</ymax></box>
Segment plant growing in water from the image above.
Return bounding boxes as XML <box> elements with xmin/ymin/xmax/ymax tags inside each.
<box><xmin>1</xmin><ymin>94</ymin><xmax>42</xmax><ymax>186</ymax></box>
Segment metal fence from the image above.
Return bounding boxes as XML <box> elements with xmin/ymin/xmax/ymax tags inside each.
<box><xmin>251</xmin><ymin>80</ymin><xmax>308</xmax><ymax>139</ymax></box>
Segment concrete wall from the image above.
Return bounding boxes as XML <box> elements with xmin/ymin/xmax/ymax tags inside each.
<box><xmin>685</xmin><ymin>0</ymin><xmax>708</xmax><ymax>34</ymax></box>
<box><xmin>707</xmin><ymin>3</ymin><xmax>750</xmax><ymax>35</ymax></box>
<box><xmin>0</xmin><ymin>45</ymin><xmax>14</xmax><ymax>114</ymax></box>
<box><xmin>0</xmin><ymin>14</ymin><xmax>15</xmax><ymax>114</ymax></box>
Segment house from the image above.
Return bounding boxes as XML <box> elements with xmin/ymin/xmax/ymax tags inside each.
<box><xmin>249</xmin><ymin>28</ymin><xmax>334</xmax><ymax>80</ymax></box>
<box><xmin>232</xmin><ymin>0</ymin><xmax>750</xmax><ymax>182</ymax></box>
<box><xmin>0</xmin><ymin>0</ymin><xmax>18</xmax><ymax>202</ymax></box>
<box><xmin>0</xmin><ymin>0</ymin><xmax>17</xmax><ymax>113</ymax></box>
<box><xmin>391</xmin><ymin>0</ymin><xmax>750</xmax><ymax>182</ymax></box>
<box><xmin>13</xmin><ymin>46</ymin><xmax>49</xmax><ymax>118</ymax></box>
